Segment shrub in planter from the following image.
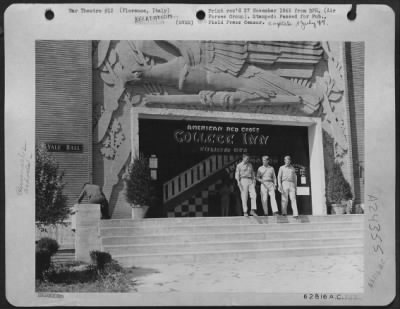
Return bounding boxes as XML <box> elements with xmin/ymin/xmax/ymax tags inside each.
<box><xmin>123</xmin><ymin>155</ymin><xmax>157</xmax><ymax>219</ymax></box>
<box><xmin>36</xmin><ymin>249</ymin><xmax>52</xmax><ymax>280</ymax></box>
<box><xmin>37</xmin><ymin>237</ymin><xmax>59</xmax><ymax>256</ymax></box>
<box><xmin>326</xmin><ymin>162</ymin><xmax>353</xmax><ymax>214</ymax></box>
<box><xmin>90</xmin><ymin>250</ymin><xmax>112</xmax><ymax>271</ymax></box>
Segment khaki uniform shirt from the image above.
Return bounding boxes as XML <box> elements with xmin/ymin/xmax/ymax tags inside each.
<box><xmin>235</xmin><ymin>162</ymin><xmax>255</xmax><ymax>181</ymax></box>
<box><xmin>257</xmin><ymin>165</ymin><xmax>277</xmax><ymax>185</ymax></box>
<box><xmin>278</xmin><ymin>165</ymin><xmax>297</xmax><ymax>184</ymax></box>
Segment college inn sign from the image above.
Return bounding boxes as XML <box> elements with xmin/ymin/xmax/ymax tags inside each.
<box><xmin>92</xmin><ymin>40</ymin><xmax>351</xmax><ymax>217</ymax></box>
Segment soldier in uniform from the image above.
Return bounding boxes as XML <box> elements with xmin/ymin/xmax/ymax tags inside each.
<box><xmin>235</xmin><ymin>153</ymin><xmax>258</xmax><ymax>217</ymax></box>
<box><xmin>277</xmin><ymin>156</ymin><xmax>299</xmax><ymax>219</ymax></box>
<box><xmin>256</xmin><ymin>155</ymin><xmax>279</xmax><ymax>216</ymax></box>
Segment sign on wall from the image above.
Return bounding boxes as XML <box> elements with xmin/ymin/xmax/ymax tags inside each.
<box><xmin>140</xmin><ymin>119</ymin><xmax>309</xmax><ymax>156</ymax></box>
<box><xmin>45</xmin><ymin>143</ymin><xmax>83</xmax><ymax>153</ymax></box>
<box><xmin>173</xmin><ymin>123</ymin><xmax>269</xmax><ymax>154</ymax></box>
<box><xmin>297</xmin><ymin>187</ymin><xmax>310</xmax><ymax>196</ymax></box>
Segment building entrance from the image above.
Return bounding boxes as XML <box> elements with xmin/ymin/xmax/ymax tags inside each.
<box><xmin>139</xmin><ymin>118</ymin><xmax>312</xmax><ymax>217</ymax></box>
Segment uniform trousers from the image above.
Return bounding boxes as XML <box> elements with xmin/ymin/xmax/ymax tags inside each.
<box><xmin>281</xmin><ymin>181</ymin><xmax>298</xmax><ymax>216</ymax></box>
<box><xmin>239</xmin><ymin>178</ymin><xmax>257</xmax><ymax>213</ymax></box>
<box><xmin>260</xmin><ymin>182</ymin><xmax>279</xmax><ymax>215</ymax></box>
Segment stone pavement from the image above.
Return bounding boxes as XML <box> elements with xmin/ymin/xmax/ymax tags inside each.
<box><xmin>130</xmin><ymin>254</ymin><xmax>363</xmax><ymax>293</ymax></box>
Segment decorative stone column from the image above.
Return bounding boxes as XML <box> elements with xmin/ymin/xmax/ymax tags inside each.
<box><xmin>308</xmin><ymin>120</ymin><xmax>327</xmax><ymax>215</ymax></box>
<box><xmin>74</xmin><ymin>204</ymin><xmax>101</xmax><ymax>263</ymax></box>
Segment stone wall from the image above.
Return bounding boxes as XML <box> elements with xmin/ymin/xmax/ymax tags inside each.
<box><xmin>345</xmin><ymin>42</ymin><xmax>365</xmax><ymax>204</ymax></box>
<box><xmin>35</xmin><ymin>222</ymin><xmax>75</xmax><ymax>249</ymax></box>
<box><xmin>36</xmin><ymin>40</ymin><xmax>93</xmax><ymax>207</ymax></box>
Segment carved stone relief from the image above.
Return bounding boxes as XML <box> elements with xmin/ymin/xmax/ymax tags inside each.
<box><xmin>100</xmin><ymin>119</ymin><xmax>125</xmax><ymax>160</ymax></box>
<box><xmin>319</xmin><ymin>42</ymin><xmax>347</xmax><ymax>153</ymax></box>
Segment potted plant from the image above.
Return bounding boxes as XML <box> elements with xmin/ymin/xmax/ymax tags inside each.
<box><xmin>123</xmin><ymin>155</ymin><xmax>156</xmax><ymax>220</ymax></box>
<box><xmin>326</xmin><ymin>162</ymin><xmax>353</xmax><ymax>215</ymax></box>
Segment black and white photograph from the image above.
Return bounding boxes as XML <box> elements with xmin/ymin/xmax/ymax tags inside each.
<box><xmin>4</xmin><ymin>4</ymin><xmax>396</xmax><ymax>306</ymax></box>
<box><xmin>34</xmin><ymin>39</ymin><xmax>365</xmax><ymax>292</ymax></box>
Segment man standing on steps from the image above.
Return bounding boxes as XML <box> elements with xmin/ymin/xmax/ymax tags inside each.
<box><xmin>235</xmin><ymin>153</ymin><xmax>258</xmax><ymax>217</ymax></box>
<box><xmin>256</xmin><ymin>155</ymin><xmax>279</xmax><ymax>216</ymax></box>
<box><xmin>277</xmin><ymin>156</ymin><xmax>299</xmax><ymax>219</ymax></box>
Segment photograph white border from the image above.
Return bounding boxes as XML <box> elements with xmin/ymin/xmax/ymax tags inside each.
<box><xmin>4</xmin><ymin>4</ymin><xmax>395</xmax><ymax>306</ymax></box>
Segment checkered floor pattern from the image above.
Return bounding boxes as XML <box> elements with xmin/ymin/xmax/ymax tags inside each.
<box><xmin>167</xmin><ymin>182</ymin><xmax>221</xmax><ymax>217</ymax></box>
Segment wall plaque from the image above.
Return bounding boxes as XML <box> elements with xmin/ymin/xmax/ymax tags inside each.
<box><xmin>45</xmin><ymin>143</ymin><xmax>83</xmax><ymax>153</ymax></box>
<box><xmin>296</xmin><ymin>187</ymin><xmax>310</xmax><ymax>196</ymax></box>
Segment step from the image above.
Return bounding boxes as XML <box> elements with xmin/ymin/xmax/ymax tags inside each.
<box><xmin>51</xmin><ymin>248</ymin><xmax>75</xmax><ymax>264</ymax></box>
<box><xmin>101</xmin><ymin>214</ymin><xmax>364</xmax><ymax>227</ymax></box>
<box><xmin>103</xmin><ymin>236</ymin><xmax>362</xmax><ymax>255</ymax></box>
<box><xmin>99</xmin><ymin>221</ymin><xmax>363</xmax><ymax>237</ymax></box>
<box><xmin>112</xmin><ymin>244</ymin><xmax>364</xmax><ymax>267</ymax></box>
<box><xmin>101</xmin><ymin>228</ymin><xmax>363</xmax><ymax>246</ymax></box>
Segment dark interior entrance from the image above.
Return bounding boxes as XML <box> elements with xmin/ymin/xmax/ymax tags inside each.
<box><xmin>139</xmin><ymin>118</ymin><xmax>312</xmax><ymax>216</ymax></box>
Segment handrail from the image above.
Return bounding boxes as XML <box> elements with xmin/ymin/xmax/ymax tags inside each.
<box><xmin>163</xmin><ymin>154</ymin><xmax>239</xmax><ymax>203</ymax></box>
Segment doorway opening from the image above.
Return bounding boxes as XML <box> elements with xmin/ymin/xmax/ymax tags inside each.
<box><xmin>132</xmin><ymin>107</ymin><xmax>326</xmax><ymax>217</ymax></box>
<box><xmin>139</xmin><ymin>118</ymin><xmax>312</xmax><ymax>217</ymax></box>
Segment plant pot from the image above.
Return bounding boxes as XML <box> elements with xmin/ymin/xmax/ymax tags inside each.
<box><xmin>331</xmin><ymin>203</ymin><xmax>346</xmax><ymax>215</ymax></box>
<box><xmin>131</xmin><ymin>205</ymin><xmax>149</xmax><ymax>220</ymax></box>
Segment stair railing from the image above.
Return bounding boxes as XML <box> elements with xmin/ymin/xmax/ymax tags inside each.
<box><xmin>163</xmin><ymin>155</ymin><xmax>239</xmax><ymax>203</ymax></box>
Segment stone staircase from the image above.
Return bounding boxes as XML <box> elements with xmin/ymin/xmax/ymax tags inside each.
<box><xmin>52</xmin><ymin>248</ymin><xmax>75</xmax><ymax>264</ymax></box>
<box><xmin>99</xmin><ymin>214</ymin><xmax>364</xmax><ymax>267</ymax></box>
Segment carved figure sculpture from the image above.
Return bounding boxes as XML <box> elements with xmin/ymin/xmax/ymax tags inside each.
<box><xmin>115</xmin><ymin>41</ymin><xmax>323</xmax><ymax>109</ymax></box>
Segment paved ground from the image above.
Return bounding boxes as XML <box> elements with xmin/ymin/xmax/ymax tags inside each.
<box><xmin>130</xmin><ymin>255</ymin><xmax>364</xmax><ymax>293</ymax></box>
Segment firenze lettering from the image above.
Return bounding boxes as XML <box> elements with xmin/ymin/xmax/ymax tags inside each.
<box><xmin>173</xmin><ymin>124</ymin><xmax>269</xmax><ymax>146</ymax></box>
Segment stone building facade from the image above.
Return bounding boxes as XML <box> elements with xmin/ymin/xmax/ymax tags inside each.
<box><xmin>36</xmin><ymin>40</ymin><xmax>364</xmax><ymax>219</ymax></box>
